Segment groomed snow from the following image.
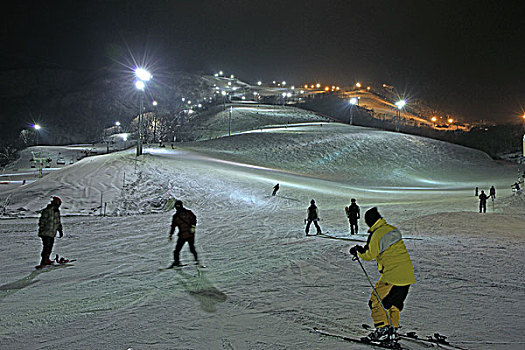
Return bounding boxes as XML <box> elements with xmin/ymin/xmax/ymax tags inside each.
<box><xmin>1</xmin><ymin>108</ymin><xmax>524</xmax><ymax>349</ymax></box>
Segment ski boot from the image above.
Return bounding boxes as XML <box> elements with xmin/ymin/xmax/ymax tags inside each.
<box><xmin>362</xmin><ymin>326</ymin><xmax>399</xmax><ymax>347</ymax></box>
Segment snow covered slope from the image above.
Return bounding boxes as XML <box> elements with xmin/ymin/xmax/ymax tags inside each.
<box><xmin>1</xmin><ymin>108</ymin><xmax>524</xmax><ymax>349</ymax></box>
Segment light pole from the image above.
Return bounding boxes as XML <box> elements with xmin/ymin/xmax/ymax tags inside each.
<box><xmin>152</xmin><ymin>100</ymin><xmax>158</xmax><ymax>143</ymax></box>
<box><xmin>33</xmin><ymin>124</ymin><xmax>41</xmax><ymax>145</ymax></box>
<box><xmin>134</xmin><ymin>68</ymin><xmax>152</xmax><ymax>156</ymax></box>
<box><xmin>349</xmin><ymin>97</ymin><xmax>358</xmax><ymax>125</ymax></box>
<box><xmin>395</xmin><ymin>100</ymin><xmax>406</xmax><ymax>132</ymax></box>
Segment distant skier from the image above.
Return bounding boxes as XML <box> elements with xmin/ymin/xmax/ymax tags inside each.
<box><xmin>168</xmin><ymin>200</ymin><xmax>199</xmax><ymax>268</ymax></box>
<box><xmin>345</xmin><ymin>198</ymin><xmax>360</xmax><ymax>235</ymax></box>
<box><xmin>349</xmin><ymin>207</ymin><xmax>415</xmax><ymax>343</ymax></box>
<box><xmin>305</xmin><ymin>199</ymin><xmax>322</xmax><ymax>236</ymax></box>
<box><xmin>272</xmin><ymin>183</ymin><xmax>280</xmax><ymax>196</ymax></box>
<box><xmin>474</xmin><ymin>186</ymin><xmax>479</xmax><ymax>197</ymax></box>
<box><xmin>478</xmin><ymin>190</ymin><xmax>488</xmax><ymax>213</ymax></box>
<box><xmin>511</xmin><ymin>181</ymin><xmax>520</xmax><ymax>193</ymax></box>
<box><xmin>36</xmin><ymin>196</ymin><xmax>64</xmax><ymax>268</ymax></box>
<box><xmin>489</xmin><ymin>185</ymin><xmax>496</xmax><ymax>200</ymax></box>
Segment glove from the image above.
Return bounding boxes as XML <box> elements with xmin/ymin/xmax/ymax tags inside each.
<box><xmin>349</xmin><ymin>245</ymin><xmax>364</xmax><ymax>256</ymax></box>
<box><xmin>168</xmin><ymin>235</ymin><xmax>173</xmax><ymax>241</ymax></box>
<box><xmin>59</xmin><ymin>231</ymin><xmax>63</xmax><ymax>238</ymax></box>
<box><xmin>190</xmin><ymin>225</ymin><xmax>196</xmax><ymax>234</ymax></box>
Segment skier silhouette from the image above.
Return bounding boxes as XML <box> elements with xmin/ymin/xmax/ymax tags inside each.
<box><xmin>272</xmin><ymin>183</ymin><xmax>280</xmax><ymax>196</ymax></box>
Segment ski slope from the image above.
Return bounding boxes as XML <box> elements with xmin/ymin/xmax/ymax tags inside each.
<box><xmin>1</xmin><ymin>110</ymin><xmax>524</xmax><ymax>349</ymax></box>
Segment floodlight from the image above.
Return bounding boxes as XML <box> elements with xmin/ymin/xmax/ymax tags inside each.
<box><xmin>135</xmin><ymin>68</ymin><xmax>152</xmax><ymax>82</ymax></box>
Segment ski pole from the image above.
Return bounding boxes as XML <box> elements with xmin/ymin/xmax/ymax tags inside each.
<box><xmin>352</xmin><ymin>255</ymin><xmax>394</xmax><ymax>328</ymax></box>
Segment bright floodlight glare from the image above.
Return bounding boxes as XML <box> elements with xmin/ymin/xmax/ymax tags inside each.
<box><xmin>431</xmin><ymin>117</ymin><xmax>437</xmax><ymax>122</ymax></box>
<box><xmin>522</xmin><ymin>114</ymin><xmax>525</xmax><ymax>119</ymax></box>
<box><xmin>356</xmin><ymin>82</ymin><xmax>362</xmax><ymax>88</ymax></box>
<box><xmin>135</xmin><ymin>80</ymin><xmax>145</xmax><ymax>90</ymax></box>
<box><xmin>349</xmin><ymin>97</ymin><xmax>358</xmax><ymax>105</ymax></box>
<box><xmin>282</xmin><ymin>92</ymin><xmax>287</xmax><ymax>97</ymax></box>
<box><xmin>221</xmin><ymin>90</ymin><xmax>227</xmax><ymax>96</ymax></box>
<box><xmin>395</xmin><ymin>100</ymin><xmax>406</xmax><ymax>109</ymax></box>
<box><xmin>33</xmin><ymin>124</ymin><xmax>41</xmax><ymax>130</ymax></box>
<box><xmin>448</xmin><ymin>118</ymin><xmax>454</xmax><ymax>123</ymax></box>
<box><xmin>152</xmin><ymin>100</ymin><xmax>158</xmax><ymax>106</ymax></box>
<box><xmin>257</xmin><ymin>81</ymin><xmax>262</xmax><ymax>86</ymax></box>
<box><xmin>219</xmin><ymin>70</ymin><xmax>223</xmax><ymax>75</ymax></box>
<box><xmin>135</xmin><ymin>68</ymin><xmax>152</xmax><ymax>82</ymax></box>
<box><xmin>115</xmin><ymin>121</ymin><xmax>121</xmax><ymax>126</ymax></box>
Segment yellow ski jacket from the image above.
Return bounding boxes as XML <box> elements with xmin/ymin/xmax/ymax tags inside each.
<box><xmin>357</xmin><ymin>218</ymin><xmax>415</xmax><ymax>286</ymax></box>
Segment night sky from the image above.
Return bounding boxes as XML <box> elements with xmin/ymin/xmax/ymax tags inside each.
<box><xmin>2</xmin><ymin>0</ymin><xmax>524</xmax><ymax>123</ymax></box>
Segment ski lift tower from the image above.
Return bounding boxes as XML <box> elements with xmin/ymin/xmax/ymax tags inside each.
<box><xmin>31</xmin><ymin>151</ymin><xmax>49</xmax><ymax>178</ymax></box>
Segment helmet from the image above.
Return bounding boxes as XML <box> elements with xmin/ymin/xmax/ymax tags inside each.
<box><xmin>310</xmin><ymin>199</ymin><xmax>315</xmax><ymax>204</ymax></box>
<box><xmin>174</xmin><ymin>200</ymin><xmax>183</xmax><ymax>209</ymax></box>
<box><xmin>51</xmin><ymin>196</ymin><xmax>62</xmax><ymax>206</ymax></box>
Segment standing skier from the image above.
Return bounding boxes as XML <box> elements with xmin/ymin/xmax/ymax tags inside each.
<box><xmin>349</xmin><ymin>207</ymin><xmax>415</xmax><ymax>343</ymax></box>
<box><xmin>272</xmin><ymin>183</ymin><xmax>280</xmax><ymax>196</ymax></box>
<box><xmin>478</xmin><ymin>190</ymin><xmax>488</xmax><ymax>213</ymax></box>
<box><xmin>37</xmin><ymin>196</ymin><xmax>64</xmax><ymax>268</ymax></box>
<box><xmin>168</xmin><ymin>200</ymin><xmax>199</xmax><ymax>268</ymax></box>
<box><xmin>489</xmin><ymin>186</ymin><xmax>496</xmax><ymax>200</ymax></box>
<box><xmin>305</xmin><ymin>199</ymin><xmax>322</xmax><ymax>236</ymax></box>
<box><xmin>345</xmin><ymin>198</ymin><xmax>360</xmax><ymax>235</ymax></box>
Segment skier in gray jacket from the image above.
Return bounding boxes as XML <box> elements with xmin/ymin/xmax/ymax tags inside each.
<box><xmin>37</xmin><ymin>196</ymin><xmax>63</xmax><ymax>267</ymax></box>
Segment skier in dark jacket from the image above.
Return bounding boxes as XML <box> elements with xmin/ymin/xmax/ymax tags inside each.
<box><xmin>272</xmin><ymin>183</ymin><xmax>280</xmax><ymax>196</ymax></box>
<box><xmin>346</xmin><ymin>198</ymin><xmax>361</xmax><ymax>235</ymax></box>
<box><xmin>478</xmin><ymin>190</ymin><xmax>488</xmax><ymax>213</ymax></box>
<box><xmin>305</xmin><ymin>199</ymin><xmax>322</xmax><ymax>235</ymax></box>
<box><xmin>169</xmin><ymin>200</ymin><xmax>199</xmax><ymax>267</ymax></box>
<box><xmin>37</xmin><ymin>196</ymin><xmax>63</xmax><ymax>268</ymax></box>
<box><xmin>489</xmin><ymin>186</ymin><xmax>496</xmax><ymax>200</ymax></box>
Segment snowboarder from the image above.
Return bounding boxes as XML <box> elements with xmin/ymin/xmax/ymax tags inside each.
<box><xmin>489</xmin><ymin>185</ymin><xmax>496</xmax><ymax>200</ymax></box>
<box><xmin>474</xmin><ymin>186</ymin><xmax>478</xmax><ymax>196</ymax></box>
<box><xmin>478</xmin><ymin>190</ymin><xmax>488</xmax><ymax>213</ymax></box>
<box><xmin>168</xmin><ymin>200</ymin><xmax>199</xmax><ymax>267</ymax></box>
<box><xmin>305</xmin><ymin>199</ymin><xmax>322</xmax><ymax>235</ymax></box>
<box><xmin>37</xmin><ymin>196</ymin><xmax>64</xmax><ymax>268</ymax></box>
<box><xmin>349</xmin><ymin>207</ymin><xmax>415</xmax><ymax>343</ymax></box>
<box><xmin>272</xmin><ymin>183</ymin><xmax>280</xmax><ymax>196</ymax></box>
<box><xmin>345</xmin><ymin>198</ymin><xmax>360</xmax><ymax>235</ymax></box>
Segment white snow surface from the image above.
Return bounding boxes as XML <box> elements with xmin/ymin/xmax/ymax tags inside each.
<box><xmin>1</xmin><ymin>110</ymin><xmax>524</xmax><ymax>349</ymax></box>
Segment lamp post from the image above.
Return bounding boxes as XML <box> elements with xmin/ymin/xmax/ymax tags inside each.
<box><xmin>152</xmin><ymin>100</ymin><xmax>158</xmax><ymax>143</ymax></box>
<box><xmin>349</xmin><ymin>97</ymin><xmax>358</xmax><ymax>125</ymax></box>
<box><xmin>33</xmin><ymin>124</ymin><xmax>41</xmax><ymax>145</ymax></box>
<box><xmin>134</xmin><ymin>68</ymin><xmax>152</xmax><ymax>156</ymax></box>
<box><xmin>395</xmin><ymin>100</ymin><xmax>406</xmax><ymax>132</ymax></box>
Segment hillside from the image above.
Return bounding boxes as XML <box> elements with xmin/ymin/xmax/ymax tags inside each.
<box><xmin>1</xmin><ymin>105</ymin><xmax>524</xmax><ymax>350</ymax></box>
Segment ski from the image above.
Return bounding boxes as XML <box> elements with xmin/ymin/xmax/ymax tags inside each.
<box><xmin>362</xmin><ymin>325</ymin><xmax>467</xmax><ymax>350</ymax></box>
<box><xmin>316</xmin><ymin>233</ymin><xmax>366</xmax><ymax>242</ymax></box>
<box><xmin>313</xmin><ymin>327</ymin><xmax>404</xmax><ymax>349</ymax></box>
<box><xmin>165</xmin><ymin>263</ymin><xmax>206</xmax><ymax>270</ymax></box>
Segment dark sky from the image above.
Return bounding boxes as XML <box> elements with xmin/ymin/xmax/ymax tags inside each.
<box><xmin>2</xmin><ymin>0</ymin><xmax>524</xmax><ymax>123</ymax></box>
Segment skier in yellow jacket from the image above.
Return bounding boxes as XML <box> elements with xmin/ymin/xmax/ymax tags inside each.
<box><xmin>349</xmin><ymin>207</ymin><xmax>415</xmax><ymax>342</ymax></box>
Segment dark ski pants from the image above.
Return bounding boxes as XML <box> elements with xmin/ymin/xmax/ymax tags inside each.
<box><xmin>40</xmin><ymin>236</ymin><xmax>55</xmax><ymax>263</ymax></box>
<box><xmin>305</xmin><ymin>219</ymin><xmax>321</xmax><ymax>235</ymax></box>
<box><xmin>349</xmin><ymin>219</ymin><xmax>358</xmax><ymax>235</ymax></box>
<box><xmin>173</xmin><ymin>236</ymin><xmax>198</xmax><ymax>264</ymax></box>
<box><xmin>479</xmin><ymin>202</ymin><xmax>486</xmax><ymax>213</ymax></box>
